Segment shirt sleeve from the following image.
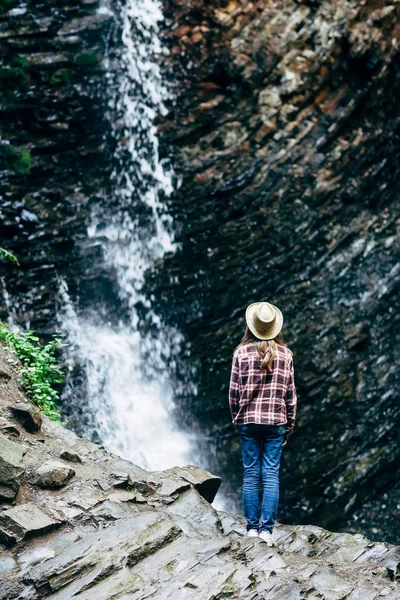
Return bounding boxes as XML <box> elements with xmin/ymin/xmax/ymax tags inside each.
<box><xmin>285</xmin><ymin>357</ymin><xmax>297</xmax><ymax>435</ymax></box>
<box><xmin>229</xmin><ymin>353</ymin><xmax>240</xmax><ymax>424</ymax></box>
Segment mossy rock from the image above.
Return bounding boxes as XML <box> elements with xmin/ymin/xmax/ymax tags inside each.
<box><xmin>75</xmin><ymin>52</ymin><xmax>103</xmax><ymax>66</ymax></box>
<box><xmin>3</xmin><ymin>145</ymin><xmax>31</xmax><ymax>175</ymax></box>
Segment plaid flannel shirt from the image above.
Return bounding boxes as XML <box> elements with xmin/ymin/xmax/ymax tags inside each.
<box><xmin>229</xmin><ymin>342</ymin><xmax>297</xmax><ymax>435</ymax></box>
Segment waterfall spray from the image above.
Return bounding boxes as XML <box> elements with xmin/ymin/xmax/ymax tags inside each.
<box><xmin>58</xmin><ymin>0</ymin><xmax>192</xmax><ymax>470</ymax></box>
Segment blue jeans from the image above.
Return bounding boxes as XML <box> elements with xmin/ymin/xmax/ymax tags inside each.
<box><xmin>238</xmin><ymin>423</ymin><xmax>285</xmax><ymax>533</ymax></box>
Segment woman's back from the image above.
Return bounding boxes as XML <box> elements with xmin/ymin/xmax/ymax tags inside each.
<box><xmin>229</xmin><ymin>341</ymin><xmax>297</xmax><ymax>434</ymax></box>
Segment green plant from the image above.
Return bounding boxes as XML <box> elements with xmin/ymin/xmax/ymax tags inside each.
<box><xmin>0</xmin><ymin>323</ymin><xmax>66</xmax><ymax>424</ymax></box>
<box><xmin>0</xmin><ymin>248</ymin><xmax>19</xmax><ymax>265</ymax></box>
<box><xmin>3</xmin><ymin>145</ymin><xmax>31</xmax><ymax>175</ymax></box>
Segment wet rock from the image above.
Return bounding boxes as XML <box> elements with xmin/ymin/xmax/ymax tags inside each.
<box><xmin>34</xmin><ymin>461</ymin><xmax>75</xmax><ymax>489</ymax></box>
<box><xmin>59</xmin><ymin>448</ymin><xmax>83</xmax><ymax>463</ymax></box>
<box><xmin>0</xmin><ymin>503</ymin><xmax>59</xmax><ymax>545</ymax></box>
<box><xmin>0</xmin><ymin>433</ymin><xmax>26</xmax><ymax>501</ymax></box>
<box><xmin>9</xmin><ymin>403</ymin><xmax>42</xmax><ymax>433</ymax></box>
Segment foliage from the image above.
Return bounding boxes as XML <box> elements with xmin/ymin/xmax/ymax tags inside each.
<box><xmin>0</xmin><ymin>247</ymin><xmax>19</xmax><ymax>265</ymax></box>
<box><xmin>3</xmin><ymin>145</ymin><xmax>31</xmax><ymax>174</ymax></box>
<box><xmin>0</xmin><ymin>323</ymin><xmax>66</xmax><ymax>424</ymax></box>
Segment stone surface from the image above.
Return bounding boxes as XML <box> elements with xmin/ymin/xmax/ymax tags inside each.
<box><xmin>0</xmin><ymin>0</ymin><xmax>398</xmax><ymax>551</ymax></box>
<box><xmin>159</xmin><ymin>465</ymin><xmax>221</xmax><ymax>504</ymax></box>
<box><xmin>0</xmin><ymin>345</ymin><xmax>398</xmax><ymax>599</ymax></box>
<box><xmin>9</xmin><ymin>403</ymin><xmax>43</xmax><ymax>433</ymax></box>
<box><xmin>34</xmin><ymin>461</ymin><xmax>75</xmax><ymax>489</ymax></box>
<box><xmin>0</xmin><ymin>503</ymin><xmax>59</xmax><ymax>544</ymax></box>
<box><xmin>0</xmin><ymin>433</ymin><xmax>26</xmax><ymax>500</ymax></box>
<box><xmin>59</xmin><ymin>448</ymin><xmax>83</xmax><ymax>463</ymax></box>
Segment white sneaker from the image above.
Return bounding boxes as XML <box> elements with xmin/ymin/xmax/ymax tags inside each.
<box><xmin>247</xmin><ymin>529</ymin><xmax>259</xmax><ymax>538</ymax></box>
<box><xmin>259</xmin><ymin>531</ymin><xmax>277</xmax><ymax>546</ymax></box>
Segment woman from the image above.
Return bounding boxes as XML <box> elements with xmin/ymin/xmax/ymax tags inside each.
<box><xmin>229</xmin><ymin>301</ymin><xmax>297</xmax><ymax>546</ymax></box>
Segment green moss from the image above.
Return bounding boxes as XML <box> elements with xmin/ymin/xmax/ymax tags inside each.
<box><xmin>50</xmin><ymin>68</ymin><xmax>73</xmax><ymax>86</ymax></box>
<box><xmin>3</xmin><ymin>145</ymin><xmax>31</xmax><ymax>175</ymax></box>
<box><xmin>165</xmin><ymin>559</ymin><xmax>178</xmax><ymax>573</ymax></box>
<box><xmin>75</xmin><ymin>52</ymin><xmax>103</xmax><ymax>66</ymax></box>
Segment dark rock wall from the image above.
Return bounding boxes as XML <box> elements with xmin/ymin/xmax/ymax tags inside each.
<box><xmin>145</xmin><ymin>0</ymin><xmax>400</xmax><ymax>543</ymax></box>
<box><xmin>0</xmin><ymin>0</ymin><xmax>399</xmax><ymax>544</ymax></box>
<box><xmin>0</xmin><ymin>0</ymin><xmax>116</xmax><ymax>331</ymax></box>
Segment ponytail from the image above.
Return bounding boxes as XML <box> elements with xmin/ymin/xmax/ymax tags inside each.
<box><xmin>257</xmin><ymin>340</ymin><xmax>276</xmax><ymax>372</ymax></box>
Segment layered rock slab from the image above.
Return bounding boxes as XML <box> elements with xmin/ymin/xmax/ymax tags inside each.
<box><xmin>0</xmin><ymin>433</ymin><xmax>26</xmax><ymax>501</ymax></box>
<box><xmin>0</xmin><ymin>343</ymin><xmax>398</xmax><ymax>600</ymax></box>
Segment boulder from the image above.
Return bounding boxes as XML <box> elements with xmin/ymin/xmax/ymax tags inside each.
<box><xmin>59</xmin><ymin>448</ymin><xmax>82</xmax><ymax>463</ymax></box>
<box><xmin>0</xmin><ymin>433</ymin><xmax>26</xmax><ymax>501</ymax></box>
<box><xmin>9</xmin><ymin>403</ymin><xmax>42</xmax><ymax>433</ymax></box>
<box><xmin>159</xmin><ymin>465</ymin><xmax>221</xmax><ymax>503</ymax></box>
<box><xmin>0</xmin><ymin>503</ymin><xmax>59</xmax><ymax>545</ymax></box>
<box><xmin>34</xmin><ymin>461</ymin><xmax>75</xmax><ymax>489</ymax></box>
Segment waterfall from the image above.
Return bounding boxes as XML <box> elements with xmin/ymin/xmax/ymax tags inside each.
<box><xmin>57</xmin><ymin>0</ymin><xmax>192</xmax><ymax>471</ymax></box>
<box><xmin>1</xmin><ymin>277</ymin><xmax>17</xmax><ymax>329</ymax></box>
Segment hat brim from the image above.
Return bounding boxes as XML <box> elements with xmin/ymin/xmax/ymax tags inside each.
<box><xmin>245</xmin><ymin>302</ymin><xmax>283</xmax><ymax>340</ymax></box>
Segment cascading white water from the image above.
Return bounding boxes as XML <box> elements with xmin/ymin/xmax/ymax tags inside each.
<box><xmin>58</xmin><ymin>0</ymin><xmax>192</xmax><ymax>471</ymax></box>
<box><xmin>1</xmin><ymin>278</ymin><xmax>17</xmax><ymax>329</ymax></box>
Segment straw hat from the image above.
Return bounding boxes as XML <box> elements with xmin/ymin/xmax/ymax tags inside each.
<box><xmin>245</xmin><ymin>301</ymin><xmax>283</xmax><ymax>340</ymax></box>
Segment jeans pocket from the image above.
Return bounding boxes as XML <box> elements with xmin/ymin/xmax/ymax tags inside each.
<box><xmin>278</xmin><ymin>425</ymin><xmax>286</xmax><ymax>435</ymax></box>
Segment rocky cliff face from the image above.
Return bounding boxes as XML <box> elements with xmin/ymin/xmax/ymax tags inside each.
<box><xmin>0</xmin><ymin>343</ymin><xmax>399</xmax><ymax>600</ymax></box>
<box><xmin>0</xmin><ymin>0</ymin><xmax>117</xmax><ymax>332</ymax></box>
<box><xmin>143</xmin><ymin>0</ymin><xmax>400</xmax><ymax>542</ymax></box>
<box><xmin>0</xmin><ymin>0</ymin><xmax>399</xmax><ymax>546</ymax></box>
